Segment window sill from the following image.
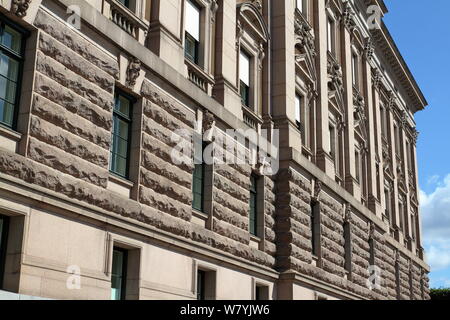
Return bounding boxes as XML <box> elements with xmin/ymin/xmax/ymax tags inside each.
<box><xmin>242</xmin><ymin>106</ymin><xmax>263</xmax><ymax>130</ymax></box>
<box><xmin>249</xmin><ymin>234</ymin><xmax>261</xmax><ymax>250</ymax></box>
<box><xmin>107</xmin><ymin>173</ymin><xmax>133</xmax><ymax>198</ymax></box>
<box><xmin>192</xmin><ymin>209</ymin><xmax>208</xmax><ymax>228</ymax></box>
<box><xmin>0</xmin><ymin>124</ymin><xmax>21</xmax><ymax>152</ymax></box>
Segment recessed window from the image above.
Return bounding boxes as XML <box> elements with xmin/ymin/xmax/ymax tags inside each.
<box><xmin>111</xmin><ymin>247</ymin><xmax>127</xmax><ymax>300</ymax></box>
<box><xmin>326</xmin><ymin>18</ymin><xmax>334</xmax><ymax>55</ymax></box>
<box><xmin>196</xmin><ymin>268</ymin><xmax>216</xmax><ymax>300</ymax></box>
<box><xmin>110</xmin><ymin>91</ymin><xmax>134</xmax><ymax>179</ymax></box>
<box><xmin>255</xmin><ymin>284</ymin><xmax>269</xmax><ymax>300</ymax></box>
<box><xmin>310</xmin><ymin>201</ymin><xmax>320</xmax><ymax>256</ymax></box>
<box><xmin>296</xmin><ymin>0</ymin><xmax>305</xmax><ymax>13</ymax></box>
<box><xmin>295</xmin><ymin>94</ymin><xmax>302</xmax><ymax>128</ymax></box>
<box><xmin>249</xmin><ymin>174</ymin><xmax>258</xmax><ymax>236</ymax></box>
<box><xmin>0</xmin><ymin>215</ymin><xmax>9</xmax><ymax>289</ymax></box>
<box><xmin>240</xmin><ymin>50</ymin><xmax>251</xmax><ymax>107</ymax></box>
<box><xmin>351</xmin><ymin>53</ymin><xmax>359</xmax><ymax>86</ymax></box>
<box><xmin>0</xmin><ymin>21</ymin><xmax>24</xmax><ymax>129</ymax></box>
<box><xmin>185</xmin><ymin>0</ymin><xmax>201</xmax><ymax>64</ymax></box>
<box><xmin>355</xmin><ymin>148</ymin><xmax>361</xmax><ymax>182</ymax></box>
<box><xmin>192</xmin><ymin>143</ymin><xmax>207</xmax><ymax>212</ymax></box>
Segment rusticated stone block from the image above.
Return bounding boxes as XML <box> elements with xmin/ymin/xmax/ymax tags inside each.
<box><xmin>141</xmin><ymin>148</ymin><xmax>192</xmax><ymax>188</ymax></box>
<box><xmin>141</xmin><ymin>81</ymin><xmax>196</xmax><ymax>127</ymax></box>
<box><xmin>38</xmin><ymin>32</ymin><xmax>114</xmax><ymax>92</ymax></box>
<box><xmin>28</xmin><ymin>137</ymin><xmax>108</xmax><ymax>187</ymax></box>
<box><xmin>139</xmin><ymin>186</ymin><xmax>191</xmax><ymax>221</ymax></box>
<box><xmin>140</xmin><ymin>167</ymin><xmax>191</xmax><ymax>206</ymax></box>
<box><xmin>30</xmin><ymin>116</ymin><xmax>109</xmax><ymax>168</ymax></box>
<box><xmin>33</xmin><ymin>10</ymin><xmax>119</xmax><ymax>78</ymax></box>
<box><xmin>213</xmin><ymin>203</ymin><xmax>248</xmax><ymax>230</ymax></box>
<box><xmin>32</xmin><ymin>94</ymin><xmax>110</xmax><ymax>149</ymax></box>
<box><xmin>213</xmin><ymin>218</ymin><xmax>250</xmax><ymax>244</ymax></box>
<box><xmin>213</xmin><ymin>188</ymin><xmax>248</xmax><ymax>217</ymax></box>
<box><xmin>36</xmin><ymin>51</ymin><xmax>113</xmax><ymax>112</ymax></box>
<box><xmin>213</xmin><ymin>174</ymin><xmax>249</xmax><ymax>203</ymax></box>
<box><xmin>34</xmin><ymin>75</ymin><xmax>112</xmax><ymax>131</ymax></box>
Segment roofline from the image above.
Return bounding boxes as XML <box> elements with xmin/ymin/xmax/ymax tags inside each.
<box><xmin>371</xmin><ymin>20</ymin><xmax>428</xmax><ymax>112</ymax></box>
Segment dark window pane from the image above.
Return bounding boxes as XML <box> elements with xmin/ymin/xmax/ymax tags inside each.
<box><xmin>1</xmin><ymin>26</ymin><xmax>22</xmax><ymax>53</ymax></box>
<box><xmin>110</xmin><ymin>92</ymin><xmax>133</xmax><ymax>178</ymax></box>
<box><xmin>0</xmin><ymin>99</ymin><xmax>14</xmax><ymax>127</ymax></box>
<box><xmin>0</xmin><ymin>54</ymin><xmax>19</xmax><ymax>80</ymax></box>
<box><xmin>111</xmin><ymin>248</ymin><xmax>127</xmax><ymax>300</ymax></box>
<box><xmin>185</xmin><ymin>33</ymin><xmax>199</xmax><ymax>64</ymax></box>
<box><xmin>240</xmin><ymin>81</ymin><xmax>249</xmax><ymax>107</ymax></box>
<box><xmin>197</xmin><ymin>270</ymin><xmax>205</xmax><ymax>300</ymax></box>
<box><xmin>192</xmin><ymin>163</ymin><xmax>204</xmax><ymax>211</ymax></box>
<box><xmin>249</xmin><ymin>175</ymin><xmax>258</xmax><ymax>236</ymax></box>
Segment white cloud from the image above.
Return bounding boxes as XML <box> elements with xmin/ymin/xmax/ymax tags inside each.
<box><xmin>427</xmin><ymin>174</ymin><xmax>440</xmax><ymax>186</ymax></box>
<box><xmin>420</xmin><ymin>174</ymin><xmax>450</xmax><ymax>271</ymax></box>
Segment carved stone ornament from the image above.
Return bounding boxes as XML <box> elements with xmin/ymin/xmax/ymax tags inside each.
<box><xmin>368</xmin><ymin>221</ymin><xmax>375</xmax><ymax>240</ymax></box>
<box><xmin>313</xmin><ymin>180</ymin><xmax>322</xmax><ymax>201</ymax></box>
<box><xmin>372</xmin><ymin>68</ymin><xmax>383</xmax><ymax>89</ymax></box>
<box><xmin>202</xmin><ymin>110</ymin><xmax>216</xmax><ymax>142</ymax></box>
<box><xmin>344</xmin><ymin>204</ymin><xmax>353</xmax><ymax>224</ymax></box>
<box><xmin>364</xmin><ymin>37</ymin><xmax>375</xmax><ymax>61</ymax></box>
<box><xmin>327</xmin><ymin>60</ymin><xmax>344</xmax><ymax>93</ymax></box>
<box><xmin>126</xmin><ymin>57</ymin><xmax>141</xmax><ymax>88</ymax></box>
<box><xmin>343</xmin><ymin>1</ymin><xmax>357</xmax><ymax>32</ymax></box>
<box><xmin>294</xmin><ymin>18</ymin><xmax>316</xmax><ymax>59</ymax></box>
<box><xmin>255</xmin><ymin>155</ymin><xmax>272</xmax><ymax>176</ymax></box>
<box><xmin>11</xmin><ymin>0</ymin><xmax>32</xmax><ymax>18</ymax></box>
<box><xmin>353</xmin><ymin>93</ymin><xmax>366</xmax><ymax>128</ymax></box>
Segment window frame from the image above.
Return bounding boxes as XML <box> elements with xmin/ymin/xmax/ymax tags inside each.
<box><xmin>111</xmin><ymin>246</ymin><xmax>128</xmax><ymax>301</ymax></box>
<box><xmin>0</xmin><ymin>16</ymin><xmax>28</xmax><ymax>130</ymax></box>
<box><xmin>110</xmin><ymin>90</ymin><xmax>135</xmax><ymax>179</ymax></box>
<box><xmin>249</xmin><ymin>174</ymin><xmax>258</xmax><ymax>236</ymax></box>
<box><xmin>184</xmin><ymin>0</ymin><xmax>202</xmax><ymax>65</ymax></box>
<box><xmin>239</xmin><ymin>48</ymin><xmax>252</xmax><ymax>108</ymax></box>
<box><xmin>326</xmin><ymin>16</ymin><xmax>335</xmax><ymax>56</ymax></box>
<box><xmin>0</xmin><ymin>214</ymin><xmax>9</xmax><ymax>290</ymax></box>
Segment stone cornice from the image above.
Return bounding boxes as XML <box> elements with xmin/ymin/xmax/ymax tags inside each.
<box><xmin>370</xmin><ymin>22</ymin><xmax>428</xmax><ymax>113</ymax></box>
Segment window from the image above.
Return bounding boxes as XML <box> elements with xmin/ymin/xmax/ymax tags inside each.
<box><xmin>310</xmin><ymin>201</ymin><xmax>320</xmax><ymax>257</ymax></box>
<box><xmin>384</xmin><ymin>188</ymin><xmax>392</xmax><ymax>223</ymax></box>
<box><xmin>111</xmin><ymin>247</ymin><xmax>127</xmax><ymax>300</ymax></box>
<box><xmin>329</xmin><ymin>123</ymin><xmax>336</xmax><ymax>161</ymax></box>
<box><xmin>296</xmin><ymin>0</ymin><xmax>305</xmax><ymax>13</ymax></box>
<box><xmin>355</xmin><ymin>148</ymin><xmax>361</xmax><ymax>183</ymax></box>
<box><xmin>380</xmin><ymin>104</ymin><xmax>387</xmax><ymax>138</ymax></box>
<box><xmin>196</xmin><ymin>268</ymin><xmax>216</xmax><ymax>300</ymax></box>
<box><xmin>394</xmin><ymin>124</ymin><xmax>400</xmax><ymax>156</ymax></box>
<box><xmin>110</xmin><ymin>91</ymin><xmax>134</xmax><ymax>179</ymax></box>
<box><xmin>295</xmin><ymin>94</ymin><xmax>302</xmax><ymax>128</ymax></box>
<box><xmin>192</xmin><ymin>143</ymin><xmax>207</xmax><ymax>212</ymax></box>
<box><xmin>0</xmin><ymin>215</ymin><xmax>9</xmax><ymax>289</ymax></box>
<box><xmin>240</xmin><ymin>50</ymin><xmax>251</xmax><ymax>107</ymax></box>
<box><xmin>249</xmin><ymin>174</ymin><xmax>259</xmax><ymax>236</ymax></box>
<box><xmin>185</xmin><ymin>0</ymin><xmax>201</xmax><ymax>64</ymax></box>
<box><xmin>255</xmin><ymin>284</ymin><xmax>269</xmax><ymax>300</ymax></box>
<box><xmin>351</xmin><ymin>53</ymin><xmax>358</xmax><ymax>86</ymax></box>
<box><xmin>343</xmin><ymin>217</ymin><xmax>352</xmax><ymax>275</ymax></box>
<box><xmin>118</xmin><ymin>0</ymin><xmax>131</xmax><ymax>9</ymax></box>
<box><xmin>0</xmin><ymin>20</ymin><xmax>24</xmax><ymax>129</ymax></box>
<box><xmin>326</xmin><ymin>18</ymin><xmax>334</xmax><ymax>55</ymax></box>
<box><xmin>197</xmin><ymin>269</ymin><xmax>206</xmax><ymax>300</ymax></box>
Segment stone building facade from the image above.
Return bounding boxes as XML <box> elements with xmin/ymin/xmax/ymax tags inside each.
<box><xmin>0</xmin><ymin>0</ymin><xmax>430</xmax><ymax>300</ymax></box>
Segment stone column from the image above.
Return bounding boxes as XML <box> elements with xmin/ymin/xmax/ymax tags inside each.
<box><xmin>342</xmin><ymin>22</ymin><xmax>358</xmax><ymax>194</ymax></box>
<box><xmin>363</xmin><ymin>39</ymin><xmax>381</xmax><ymax>216</ymax></box>
<box><xmin>212</xmin><ymin>0</ymin><xmax>241</xmax><ymax>116</ymax></box>
<box><xmin>148</xmin><ymin>0</ymin><xmax>186</xmax><ymax>73</ymax></box>
<box><xmin>271</xmin><ymin>0</ymin><xmax>298</xmax><ymax>151</ymax></box>
<box><xmin>313</xmin><ymin>0</ymin><xmax>332</xmax><ymax>173</ymax></box>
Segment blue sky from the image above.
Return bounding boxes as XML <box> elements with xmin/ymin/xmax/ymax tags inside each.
<box><xmin>384</xmin><ymin>0</ymin><xmax>450</xmax><ymax>288</ymax></box>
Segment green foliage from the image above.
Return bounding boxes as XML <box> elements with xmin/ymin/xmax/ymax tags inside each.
<box><xmin>430</xmin><ymin>288</ymin><xmax>450</xmax><ymax>300</ymax></box>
